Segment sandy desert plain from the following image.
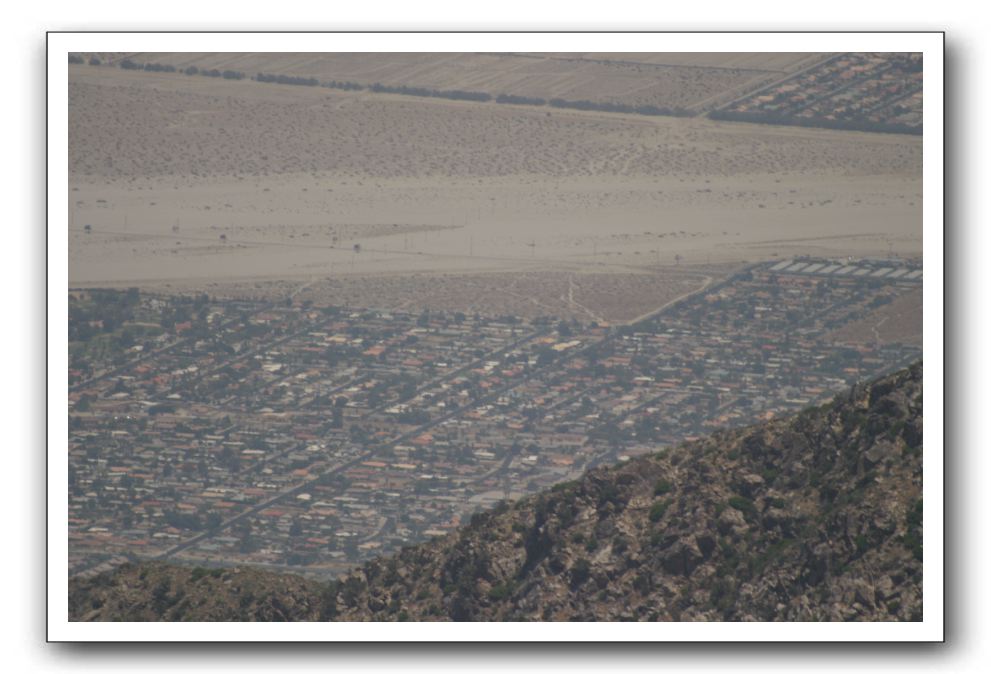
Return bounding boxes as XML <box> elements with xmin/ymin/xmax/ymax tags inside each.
<box><xmin>68</xmin><ymin>53</ymin><xmax>922</xmax><ymax>324</ymax></box>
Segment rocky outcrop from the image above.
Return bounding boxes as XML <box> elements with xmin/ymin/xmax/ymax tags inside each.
<box><xmin>70</xmin><ymin>362</ymin><xmax>923</xmax><ymax>622</ymax></box>
<box><xmin>68</xmin><ymin>564</ymin><xmax>326</xmax><ymax>622</ymax></box>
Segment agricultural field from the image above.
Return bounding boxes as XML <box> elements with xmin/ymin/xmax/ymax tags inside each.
<box><xmin>92</xmin><ymin>51</ymin><xmax>831</xmax><ymax>112</ymax></box>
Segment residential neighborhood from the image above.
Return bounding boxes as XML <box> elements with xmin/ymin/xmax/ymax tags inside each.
<box><xmin>715</xmin><ymin>52</ymin><xmax>923</xmax><ymax>133</ymax></box>
<box><xmin>68</xmin><ymin>257</ymin><xmax>922</xmax><ymax>579</ymax></box>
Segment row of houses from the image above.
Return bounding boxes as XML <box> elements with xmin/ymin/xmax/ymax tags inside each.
<box><xmin>724</xmin><ymin>52</ymin><xmax>923</xmax><ymax>131</ymax></box>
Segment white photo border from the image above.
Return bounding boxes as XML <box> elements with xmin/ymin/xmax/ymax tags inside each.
<box><xmin>47</xmin><ymin>31</ymin><xmax>943</xmax><ymax>642</ymax></box>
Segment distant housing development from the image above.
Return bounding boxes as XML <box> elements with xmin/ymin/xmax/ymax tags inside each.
<box><xmin>68</xmin><ymin>256</ymin><xmax>921</xmax><ymax>580</ymax></box>
<box><xmin>712</xmin><ymin>53</ymin><xmax>923</xmax><ymax>134</ymax></box>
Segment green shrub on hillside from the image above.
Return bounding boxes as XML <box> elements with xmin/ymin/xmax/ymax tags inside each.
<box><xmin>648</xmin><ymin>499</ymin><xmax>670</xmax><ymax>522</ymax></box>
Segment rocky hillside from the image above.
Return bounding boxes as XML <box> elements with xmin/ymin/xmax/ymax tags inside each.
<box><xmin>70</xmin><ymin>362</ymin><xmax>923</xmax><ymax>622</ymax></box>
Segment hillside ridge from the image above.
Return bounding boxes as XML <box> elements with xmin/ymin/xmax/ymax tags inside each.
<box><xmin>70</xmin><ymin>362</ymin><xmax>923</xmax><ymax>622</ymax></box>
